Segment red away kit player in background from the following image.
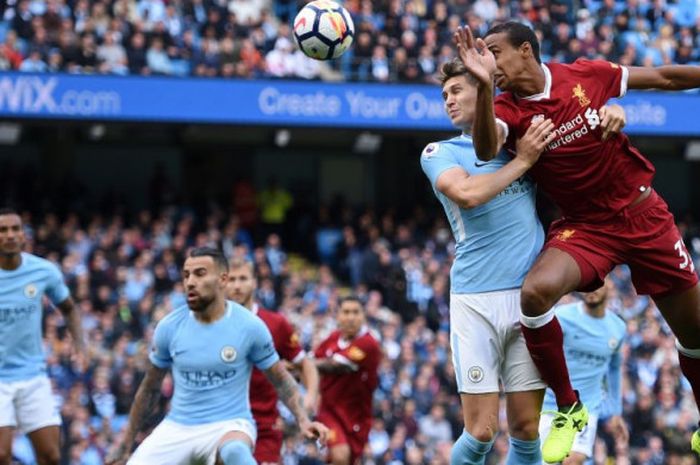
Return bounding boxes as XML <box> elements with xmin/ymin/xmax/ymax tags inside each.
<box><xmin>227</xmin><ymin>258</ymin><xmax>320</xmax><ymax>465</ymax></box>
<box><xmin>314</xmin><ymin>297</ymin><xmax>381</xmax><ymax>465</ymax></box>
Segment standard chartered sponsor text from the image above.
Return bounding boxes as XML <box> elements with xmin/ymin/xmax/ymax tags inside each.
<box><xmin>258</xmin><ymin>86</ymin><xmax>445</xmax><ymax>120</ymax></box>
<box><xmin>0</xmin><ymin>76</ymin><xmax>120</xmax><ymax>116</ymax></box>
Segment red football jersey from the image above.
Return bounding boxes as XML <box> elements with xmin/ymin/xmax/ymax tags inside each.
<box><xmin>250</xmin><ymin>306</ymin><xmax>304</xmax><ymax>428</ymax></box>
<box><xmin>314</xmin><ymin>328</ymin><xmax>381</xmax><ymax>431</ymax></box>
<box><xmin>494</xmin><ymin>59</ymin><xmax>656</xmax><ymax>222</ymax></box>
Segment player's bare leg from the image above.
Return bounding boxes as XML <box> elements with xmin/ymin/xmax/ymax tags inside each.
<box><xmin>506</xmin><ymin>390</ymin><xmax>544</xmax><ymax>441</ymax></box>
<box><xmin>0</xmin><ymin>427</ymin><xmax>13</xmax><ymax>465</ymax></box>
<box><xmin>27</xmin><ymin>426</ymin><xmax>60</xmax><ymax>465</ymax></box>
<box><xmin>654</xmin><ymin>283</ymin><xmax>700</xmax><ymax>453</ymax></box>
<box><xmin>328</xmin><ymin>444</ymin><xmax>352</xmax><ymax>465</ymax></box>
<box><xmin>460</xmin><ymin>393</ymin><xmax>499</xmax><ymax>441</ymax></box>
<box><xmin>505</xmin><ymin>389</ymin><xmax>545</xmax><ymax>464</ymax></box>
<box><xmin>451</xmin><ymin>393</ymin><xmax>498</xmax><ymax>464</ymax></box>
<box><xmin>520</xmin><ymin>248</ymin><xmax>580</xmax><ymax>407</ymax></box>
<box><xmin>519</xmin><ymin>248</ymin><xmax>589</xmax><ymax>462</ymax></box>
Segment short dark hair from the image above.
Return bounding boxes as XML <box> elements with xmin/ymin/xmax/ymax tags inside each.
<box><xmin>485</xmin><ymin>21</ymin><xmax>541</xmax><ymax>64</ymax></box>
<box><xmin>439</xmin><ymin>58</ymin><xmax>477</xmax><ymax>87</ymax></box>
<box><xmin>0</xmin><ymin>207</ymin><xmax>19</xmax><ymax>217</ymax></box>
<box><xmin>189</xmin><ymin>247</ymin><xmax>228</xmax><ymax>272</ymax></box>
<box><xmin>339</xmin><ymin>295</ymin><xmax>364</xmax><ymax>309</ymax></box>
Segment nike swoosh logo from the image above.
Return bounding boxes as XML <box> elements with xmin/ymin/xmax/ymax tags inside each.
<box><xmin>474</xmin><ymin>161</ymin><xmax>490</xmax><ymax>167</ymax></box>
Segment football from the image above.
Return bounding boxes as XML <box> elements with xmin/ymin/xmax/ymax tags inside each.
<box><xmin>293</xmin><ymin>0</ymin><xmax>355</xmax><ymax>60</ymax></box>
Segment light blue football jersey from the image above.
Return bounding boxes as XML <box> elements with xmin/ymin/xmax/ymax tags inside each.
<box><xmin>0</xmin><ymin>253</ymin><xmax>70</xmax><ymax>381</ymax></box>
<box><xmin>150</xmin><ymin>300</ymin><xmax>280</xmax><ymax>425</ymax></box>
<box><xmin>542</xmin><ymin>302</ymin><xmax>626</xmax><ymax>415</ymax></box>
<box><xmin>420</xmin><ymin>134</ymin><xmax>544</xmax><ymax>293</ymax></box>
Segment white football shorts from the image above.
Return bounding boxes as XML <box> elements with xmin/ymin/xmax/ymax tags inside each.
<box><xmin>450</xmin><ymin>289</ymin><xmax>546</xmax><ymax>394</ymax></box>
<box><xmin>0</xmin><ymin>375</ymin><xmax>61</xmax><ymax>433</ymax></box>
<box><xmin>127</xmin><ymin>417</ymin><xmax>256</xmax><ymax>465</ymax></box>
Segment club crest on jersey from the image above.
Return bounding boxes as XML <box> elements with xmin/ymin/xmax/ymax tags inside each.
<box><xmin>531</xmin><ymin>114</ymin><xmax>545</xmax><ymax>124</ymax></box>
<box><xmin>422</xmin><ymin>142</ymin><xmax>440</xmax><ymax>159</ymax></box>
<box><xmin>608</xmin><ymin>338</ymin><xmax>619</xmax><ymax>350</ymax></box>
<box><xmin>220</xmin><ymin>346</ymin><xmax>237</xmax><ymax>363</ymax></box>
<box><xmin>556</xmin><ymin>229</ymin><xmax>576</xmax><ymax>242</ymax></box>
<box><xmin>347</xmin><ymin>346</ymin><xmax>366</xmax><ymax>361</ymax></box>
<box><xmin>467</xmin><ymin>366</ymin><xmax>484</xmax><ymax>383</ymax></box>
<box><xmin>572</xmin><ymin>84</ymin><xmax>591</xmax><ymax>107</ymax></box>
<box><xmin>24</xmin><ymin>284</ymin><xmax>37</xmax><ymax>299</ymax></box>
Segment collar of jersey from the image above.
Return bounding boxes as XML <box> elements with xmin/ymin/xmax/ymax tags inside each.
<box><xmin>338</xmin><ymin>325</ymin><xmax>369</xmax><ymax>348</ymax></box>
<box><xmin>516</xmin><ymin>64</ymin><xmax>551</xmax><ymax>101</ymax></box>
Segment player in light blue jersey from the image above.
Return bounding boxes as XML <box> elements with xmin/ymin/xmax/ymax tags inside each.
<box><xmin>421</xmin><ymin>58</ymin><xmax>556</xmax><ymax>465</ymax></box>
<box><xmin>106</xmin><ymin>247</ymin><xmax>328</xmax><ymax>465</ymax></box>
<box><xmin>539</xmin><ymin>280</ymin><xmax>629</xmax><ymax>465</ymax></box>
<box><xmin>0</xmin><ymin>208</ymin><xmax>85</xmax><ymax>465</ymax></box>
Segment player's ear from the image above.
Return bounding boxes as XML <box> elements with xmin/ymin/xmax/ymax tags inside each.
<box><xmin>520</xmin><ymin>41</ymin><xmax>532</xmax><ymax>59</ymax></box>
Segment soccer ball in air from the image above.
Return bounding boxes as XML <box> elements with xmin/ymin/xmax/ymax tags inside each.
<box><xmin>293</xmin><ymin>0</ymin><xmax>355</xmax><ymax>60</ymax></box>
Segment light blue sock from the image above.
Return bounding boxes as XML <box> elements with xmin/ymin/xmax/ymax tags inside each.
<box><xmin>451</xmin><ymin>429</ymin><xmax>495</xmax><ymax>465</ymax></box>
<box><xmin>505</xmin><ymin>436</ymin><xmax>542</xmax><ymax>465</ymax></box>
<box><xmin>218</xmin><ymin>439</ymin><xmax>256</xmax><ymax>465</ymax></box>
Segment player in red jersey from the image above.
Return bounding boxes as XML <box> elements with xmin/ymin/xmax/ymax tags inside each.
<box><xmin>454</xmin><ymin>22</ymin><xmax>700</xmax><ymax>462</ymax></box>
<box><xmin>226</xmin><ymin>258</ymin><xmax>319</xmax><ymax>465</ymax></box>
<box><xmin>314</xmin><ymin>296</ymin><xmax>381</xmax><ymax>465</ymax></box>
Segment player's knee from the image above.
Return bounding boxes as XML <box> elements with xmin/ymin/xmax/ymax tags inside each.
<box><xmin>508</xmin><ymin>417</ymin><xmax>540</xmax><ymax>441</ymax></box>
<box><xmin>521</xmin><ymin>279</ymin><xmax>560</xmax><ymax>316</ymax></box>
<box><xmin>219</xmin><ymin>440</ymin><xmax>255</xmax><ymax>465</ymax></box>
<box><xmin>465</xmin><ymin>425</ymin><xmax>497</xmax><ymax>443</ymax></box>
<box><xmin>36</xmin><ymin>448</ymin><xmax>60</xmax><ymax>465</ymax></box>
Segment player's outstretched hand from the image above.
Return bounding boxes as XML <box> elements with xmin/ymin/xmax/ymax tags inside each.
<box><xmin>515</xmin><ymin>117</ymin><xmax>556</xmax><ymax>167</ymax></box>
<box><xmin>452</xmin><ymin>26</ymin><xmax>496</xmax><ymax>87</ymax></box>
<box><xmin>608</xmin><ymin>415</ymin><xmax>629</xmax><ymax>444</ymax></box>
<box><xmin>300</xmin><ymin>420</ymin><xmax>330</xmax><ymax>444</ymax></box>
<box><xmin>599</xmin><ymin>104</ymin><xmax>627</xmax><ymax>141</ymax></box>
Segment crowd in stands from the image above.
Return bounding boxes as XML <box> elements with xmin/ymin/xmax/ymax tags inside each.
<box><xmin>1</xmin><ymin>0</ymin><xmax>699</xmax><ymax>82</ymax></box>
<box><xmin>4</xmin><ymin>181</ymin><xmax>700</xmax><ymax>464</ymax></box>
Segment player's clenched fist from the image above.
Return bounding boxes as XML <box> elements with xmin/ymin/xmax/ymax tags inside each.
<box><xmin>300</xmin><ymin>419</ymin><xmax>330</xmax><ymax>443</ymax></box>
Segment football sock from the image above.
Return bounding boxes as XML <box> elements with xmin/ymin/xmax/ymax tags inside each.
<box><xmin>219</xmin><ymin>439</ymin><xmax>256</xmax><ymax>465</ymax></box>
<box><xmin>677</xmin><ymin>342</ymin><xmax>700</xmax><ymax>417</ymax></box>
<box><xmin>521</xmin><ymin>310</ymin><xmax>578</xmax><ymax>407</ymax></box>
<box><xmin>505</xmin><ymin>436</ymin><xmax>541</xmax><ymax>465</ymax></box>
<box><xmin>450</xmin><ymin>429</ymin><xmax>494</xmax><ymax>465</ymax></box>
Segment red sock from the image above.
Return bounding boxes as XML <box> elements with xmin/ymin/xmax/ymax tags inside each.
<box><xmin>679</xmin><ymin>352</ymin><xmax>700</xmax><ymax>418</ymax></box>
<box><xmin>521</xmin><ymin>317</ymin><xmax>578</xmax><ymax>408</ymax></box>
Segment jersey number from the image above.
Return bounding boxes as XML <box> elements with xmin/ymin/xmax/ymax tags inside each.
<box><xmin>674</xmin><ymin>239</ymin><xmax>695</xmax><ymax>272</ymax></box>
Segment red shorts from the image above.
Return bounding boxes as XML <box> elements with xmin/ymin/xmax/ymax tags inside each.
<box><xmin>253</xmin><ymin>424</ymin><xmax>283</xmax><ymax>464</ymax></box>
<box><xmin>316</xmin><ymin>411</ymin><xmax>369</xmax><ymax>464</ymax></box>
<box><xmin>544</xmin><ymin>189</ymin><xmax>698</xmax><ymax>299</ymax></box>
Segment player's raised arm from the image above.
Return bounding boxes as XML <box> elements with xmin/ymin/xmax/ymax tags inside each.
<box><xmin>627</xmin><ymin>64</ymin><xmax>700</xmax><ymax>91</ymax></box>
<box><xmin>106</xmin><ymin>363</ymin><xmax>168</xmax><ymax>465</ymax></box>
<box><xmin>453</xmin><ymin>26</ymin><xmax>503</xmax><ymax>160</ymax></box>
<box><xmin>263</xmin><ymin>361</ymin><xmax>329</xmax><ymax>442</ymax></box>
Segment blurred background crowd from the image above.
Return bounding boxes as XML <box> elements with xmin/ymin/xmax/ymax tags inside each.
<box><xmin>4</xmin><ymin>169</ymin><xmax>700</xmax><ymax>464</ymax></box>
<box><xmin>1</xmin><ymin>0</ymin><xmax>700</xmax><ymax>82</ymax></box>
